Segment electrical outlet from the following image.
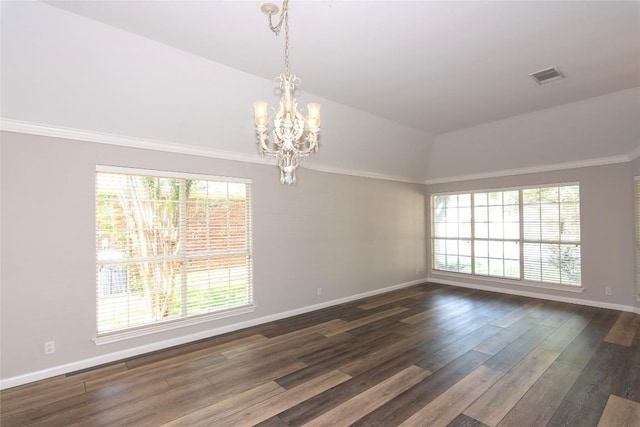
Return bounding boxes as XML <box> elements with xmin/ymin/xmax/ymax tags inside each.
<box><xmin>317</xmin><ymin>288</ymin><xmax>322</xmax><ymax>296</ymax></box>
<box><xmin>605</xmin><ymin>287</ymin><xmax>612</xmax><ymax>296</ymax></box>
<box><xmin>44</xmin><ymin>341</ymin><xmax>55</xmax><ymax>355</ymax></box>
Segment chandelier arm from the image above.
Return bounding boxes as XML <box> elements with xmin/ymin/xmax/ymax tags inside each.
<box><xmin>261</xmin><ymin>135</ymin><xmax>272</xmax><ymax>153</ymax></box>
<box><xmin>256</xmin><ymin>128</ymin><xmax>270</xmax><ymax>154</ymax></box>
<box><xmin>298</xmin><ymin>134</ymin><xmax>319</xmax><ymax>157</ymax></box>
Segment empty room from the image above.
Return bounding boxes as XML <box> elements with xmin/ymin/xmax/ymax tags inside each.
<box><xmin>1</xmin><ymin>1</ymin><xmax>639</xmax><ymax>426</ymax></box>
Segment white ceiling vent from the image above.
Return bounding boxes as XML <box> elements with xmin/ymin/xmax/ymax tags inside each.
<box><xmin>529</xmin><ymin>66</ymin><xmax>565</xmax><ymax>85</ymax></box>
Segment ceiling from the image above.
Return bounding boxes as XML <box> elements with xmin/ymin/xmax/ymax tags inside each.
<box><xmin>37</xmin><ymin>0</ymin><xmax>640</xmax><ymax>136</ymax></box>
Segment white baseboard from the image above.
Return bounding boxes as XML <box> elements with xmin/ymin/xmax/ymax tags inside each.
<box><xmin>0</xmin><ymin>278</ymin><xmax>425</xmax><ymax>390</ymax></box>
<box><xmin>4</xmin><ymin>276</ymin><xmax>636</xmax><ymax>390</ymax></box>
<box><xmin>429</xmin><ymin>276</ymin><xmax>640</xmax><ymax>314</ymax></box>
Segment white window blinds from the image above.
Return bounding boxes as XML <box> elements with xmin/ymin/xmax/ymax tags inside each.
<box><xmin>431</xmin><ymin>183</ymin><xmax>581</xmax><ymax>287</ymax></box>
<box><xmin>473</xmin><ymin>190</ymin><xmax>520</xmax><ymax>279</ymax></box>
<box><xmin>96</xmin><ymin>167</ymin><xmax>253</xmax><ymax>336</ymax></box>
<box><xmin>522</xmin><ymin>185</ymin><xmax>581</xmax><ymax>285</ymax></box>
<box><xmin>432</xmin><ymin>193</ymin><xmax>472</xmax><ymax>274</ymax></box>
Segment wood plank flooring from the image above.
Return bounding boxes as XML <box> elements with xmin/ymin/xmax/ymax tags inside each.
<box><xmin>2</xmin><ymin>282</ymin><xmax>640</xmax><ymax>426</ymax></box>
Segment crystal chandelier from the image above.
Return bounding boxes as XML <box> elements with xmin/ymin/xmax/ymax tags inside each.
<box><xmin>253</xmin><ymin>0</ymin><xmax>321</xmax><ymax>185</ymax></box>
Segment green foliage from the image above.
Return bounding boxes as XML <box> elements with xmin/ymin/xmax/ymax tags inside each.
<box><xmin>548</xmin><ymin>244</ymin><xmax>581</xmax><ymax>284</ymax></box>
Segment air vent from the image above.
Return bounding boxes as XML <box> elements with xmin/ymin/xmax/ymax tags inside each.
<box><xmin>529</xmin><ymin>66</ymin><xmax>565</xmax><ymax>85</ymax></box>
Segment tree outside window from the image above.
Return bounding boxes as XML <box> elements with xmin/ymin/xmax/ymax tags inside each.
<box><xmin>96</xmin><ymin>169</ymin><xmax>253</xmax><ymax>335</ymax></box>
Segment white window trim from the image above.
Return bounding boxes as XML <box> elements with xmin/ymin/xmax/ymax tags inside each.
<box><xmin>430</xmin><ymin>269</ymin><xmax>584</xmax><ymax>293</ymax></box>
<box><xmin>96</xmin><ymin>164</ymin><xmax>252</xmax><ymax>185</ymax></box>
<box><xmin>93</xmin><ymin>305</ymin><xmax>256</xmax><ymax>345</ymax></box>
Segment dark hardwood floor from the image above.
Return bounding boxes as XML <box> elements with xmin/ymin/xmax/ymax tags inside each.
<box><xmin>2</xmin><ymin>282</ymin><xmax>640</xmax><ymax>426</ymax></box>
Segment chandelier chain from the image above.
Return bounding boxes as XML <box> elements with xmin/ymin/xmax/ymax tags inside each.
<box><xmin>284</xmin><ymin>0</ymin><xmax>290</xmax><ymax>76</ymax></box>
<box><xmin>266</xmin><ymin>0</ymin><xmax>290</xmax><ymax>76</ymax></box>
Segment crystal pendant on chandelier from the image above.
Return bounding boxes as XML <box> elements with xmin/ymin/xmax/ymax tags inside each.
<box><xmin>253</xmin><ymin>0</ymin><xmax>321</xmax><ymax>185</ymax></box>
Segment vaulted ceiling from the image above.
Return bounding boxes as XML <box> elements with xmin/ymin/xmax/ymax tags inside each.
<box><xmin>42</xmin><ymin>0</ymin><xmax>640</xmax><ymax>135</ymax></box>
<box><xmin>2</xmin><ymin>1</ymin><xmax>639</xmax><ymax>182</ymax></box>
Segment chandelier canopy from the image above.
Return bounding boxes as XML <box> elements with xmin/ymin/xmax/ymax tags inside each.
<box><xmin>253</xmin><ymin>0</ymin><xmax>321</xmax><ymax>185</ymax></box>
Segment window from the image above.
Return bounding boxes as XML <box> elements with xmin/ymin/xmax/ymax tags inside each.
<box><xmin>522</xmin><ymin>186</ymin><xmax>581</xmax><ymax>285</ymax></box>
<box><xmin>96</xmin><ymin>167</ymin><xmax>253</xmax><ymax>338</ymax></box>
<box><xmin>431</xmin><ymin>183</ymin><xmax>581</xmax><ymax>287</ymax></box>
<box><xmin>473</xmin><ymin>190</ymin><xmax>520</xmax><ymax>279</ymax></box>
<box><xmin>432</xmin><ymin>193</ymin><xmax>472</xmax><ymax>274</ymax></box>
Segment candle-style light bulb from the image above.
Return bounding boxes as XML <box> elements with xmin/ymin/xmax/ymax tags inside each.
<box><xmin>306</xmin><ymin>103</ymin><xmax>321</xmax><ymax>129</ymax></box>
<box><xmin>253</xmin><ymin>101</ymin><xmax>268</xmax><ymax>127</ymax></box>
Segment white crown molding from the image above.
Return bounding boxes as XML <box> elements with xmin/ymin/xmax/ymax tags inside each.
<box><xmin>0</xmin><ymin>117</ymin><xmax>270</xmax><ymax>165</ymax></box>
<box><xmin>0</xmin><ymin>277</ymin><xmax>425</xmax><ymax>390</ymax></box>
<box><xmin>425</xmin><ymin>154</ymin><xmax>633</xmax><ymax>185</ymax></box>
<box><xmin>629</xmin><ymin>145</ymin><xmax>640</xmax><ymax>161</ymax></box>
<box><xmin>303</xmin><ymin>162</ymin><xmax>425</xmax><ymax>185</ymax></box>
<box><xmin>0</xmin><ymin>118</ymin><xmax>425</xmax><ymax>185</ymax></box>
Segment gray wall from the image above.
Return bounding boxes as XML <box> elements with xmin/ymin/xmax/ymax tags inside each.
<box><xmin>427</xmin><ymin>162</ymin><xmax>636</xmax><ymax>308</ymax></box>
<box><xmin>2</xmin><ymin>130</ymin><xmax>637</xmax><ymax>384</ymax></box>
<box><xmin>0</xmin><ymin>131</ymin><xmax>427</xmax><ymax>382</ymax></box>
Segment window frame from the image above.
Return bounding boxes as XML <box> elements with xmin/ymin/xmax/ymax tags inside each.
<box><xmin>95</xmin><ymin>165</ymin><xmax>254</xmax><ymax>344</ymax></box>
<box><xmin>430</xmin><ymin>182</ymin><xmax>582</xmax><ymax>290</ymax></box>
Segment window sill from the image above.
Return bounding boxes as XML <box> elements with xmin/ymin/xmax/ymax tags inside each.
<box><xmin>429</xmin><ymin>270</ymin><xmax>584</xmax><ymax>294</ymax></box>
<box><xmin>94</xmin><ymin>304</ymin><xmax>256</xmax><ymax>345</ymax></box>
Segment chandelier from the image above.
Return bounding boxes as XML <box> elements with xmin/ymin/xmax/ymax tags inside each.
<box><xmin>253</xmin><ymin>0</ymin><xmax>321</xmax><ymax>185</ymax></box>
